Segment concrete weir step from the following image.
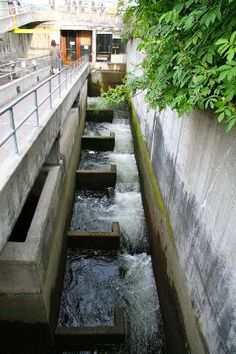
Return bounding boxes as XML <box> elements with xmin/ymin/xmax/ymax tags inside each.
<box><xmin>76</xmin><ymin>164</ymin><xmax>116</xmax><ymax>189</ymax></box>
<box><xmin>55</xmin><ymin>307</ymin><xmax>125</xmax><ymax>350</ymax></box>
<box><xmin>81</xmin><ymin>132</ymin><xmax>115</xmax><ymax>151</ymax></box>
<box><xmin>67</xmin><ymin>222</ymin><xmax>120</xmax><ymax>250</ymax></box>
<box><xmin>86</xmin><ymin>109</ymin><xmax>114</xmax><ymax>123</ymax></box>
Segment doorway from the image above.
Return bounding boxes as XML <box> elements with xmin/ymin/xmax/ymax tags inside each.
<box><xmin>61</xmin><ymin>30</ymin><xmax>92</xmax><ymax>65</ymax></box>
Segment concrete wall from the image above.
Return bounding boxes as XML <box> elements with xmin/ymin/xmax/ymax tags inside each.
<box><xmin>88</xmin><ymin>64</ymin><xmax>126</xmax><ymax>96</ymax></box>
<box><xmin>0</xmin><ymin>31</ymin><xmax>51</xmax><ymax>62</ymax></box>
<box><xmin>0</xmin><ymin>79</ymin><xmax>88</xmax><ymax>353</ymax></box>
<box><xmin>127</xmin><ymin>39</ymin><xmax>236</xmax><ymax>353</ymax></box>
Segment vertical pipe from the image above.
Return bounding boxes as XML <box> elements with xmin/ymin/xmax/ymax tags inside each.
<box><xmin>92</xmin><ymin>29</ymin><xmax>96</xmax><ymax>63</ymax></box>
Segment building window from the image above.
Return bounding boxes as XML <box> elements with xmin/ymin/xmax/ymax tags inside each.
<box><xmin>112</xmin><ymin>38</ymin><xmax>125</xmax><ymax>55</ymax></box>
<box><xmin>96</xmin><ymin>33</ymin><xmax>112</xmax><ymax>62</ymax></box>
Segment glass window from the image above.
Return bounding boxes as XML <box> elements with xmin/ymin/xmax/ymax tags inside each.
<box><xmin>66</xmin><ymin>31</ymin><xmax>76</xmax><ymax>61</ymax></box>
<box><xmin>112</xmin><ymin>38</ymin><xmax>125</xmax><ymax>55</ymax></box>
<box><xmin>96</xmin><ymin>34</ymin><xmax>112</xmax><ymax>62</ymax></box>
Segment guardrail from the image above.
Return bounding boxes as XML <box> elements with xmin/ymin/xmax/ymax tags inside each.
<box><xmin>0</xmin><ymin>0</ymin><xmax>117</xmax><ymax>18</ymax></box>
<box><xmin>0</xmin><ymin>55</ymin><xmax>51</xmax><ymax>83</ymax></box>
<box><xmin>0</xmin><ymin>55</ymin><xmax>88</xmax><ymax>155</ymax></box>
<box><xmin>0</xmin><ymin>0</ymin><xmax>47</xmax><ymax>17</ymax></box>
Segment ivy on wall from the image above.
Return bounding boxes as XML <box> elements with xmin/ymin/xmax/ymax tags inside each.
<box><xmin>104</xmin><ymin>0</ymin><xmax>236</xmax><ymax>131</ymax></box>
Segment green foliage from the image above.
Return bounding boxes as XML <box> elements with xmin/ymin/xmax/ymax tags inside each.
<box><xmin>100</xmin><ymin>81</ymin><xmax>130</xmax><ymax>106</ymax></box>
<box><xmin>118</xmin><ymin>0</ymin><xmax>236</xmax><ymax>131</ymax></box>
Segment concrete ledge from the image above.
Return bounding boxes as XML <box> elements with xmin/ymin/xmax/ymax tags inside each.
<box><xmin>76</xmin><ymin>164</ymin><xmax>116</xmax><ymax>189</ymax></box>
<box><xmin>55</xmin><ymin>307</ymin><xmax>125</xmax><ymax>350</ymax></box>
<box><xmin>0</xmin><ymin>165</ymin><xmax>64</xmax><ymax>337</ymax></box>
<box><xmin>81</xmin><ymin>132</ymin><xmax>115</xmax><ymax>151</ymax></box>
<box><xmin>86</xmin><ymin>109</ymin><xmax>113</xmax><ymax>122</ymax></box>
<box><xmin>67</xmin><ymin>222</ymin><xmax>120</xmax><ymax>250</ymax></box>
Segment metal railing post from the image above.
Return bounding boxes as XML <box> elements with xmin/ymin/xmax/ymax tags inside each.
<box><xmin>49</xmin><ymin>79</ymin><xmax>52</xmax><ymax>109</ymax></box>
<box><xmin>9</xmin><ymin>108</ymin><xmax>19</xmax><ymax>153</ymax></box>
<box><xmin>9</xmin><ymin>62</ymin><xmax>14</xmax><ymax>82</ymax></box>
<box><xmin>66</xmin><ymin>68</ymin><xmax>68</xmax><ymax>89</ymax></box>
<box><xmin>34</xmin><ymin>89</ymin><xmax>39</xmax><ymax>126</ymax></box>
<box><xmin>59</xmin><ymin>71</ymin><xmax>61</xmax><ymax>98</ymax></box>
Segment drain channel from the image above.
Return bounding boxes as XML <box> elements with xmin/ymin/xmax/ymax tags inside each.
<box><xmin>56</xmin><ymin>98</ymin><xmax>165</xmax><ymax>353</ymax></box>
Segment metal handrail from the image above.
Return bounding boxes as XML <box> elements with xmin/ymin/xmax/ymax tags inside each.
<box><xmin>0</xmin><ymin>55</ymin><xmax>51</xmax><ymax>83</ymax></box>
<box><xmin>0</xmin><ymin>55</ymin><xmax>88</xmax><ymax>155</ymax></box>
<box><xmin>0</xmin><ymin>0</ymin><xmax>117</xmax><ymax>17</ymax></box>
<box><xmin>0</xmin><ymin>1</ymin><xmax>47</xmax><ymax>17</ymax></box>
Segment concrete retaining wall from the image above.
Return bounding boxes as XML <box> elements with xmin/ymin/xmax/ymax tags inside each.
<box><xmin>127</xmin><ymin>39</ymin><xmax>236</xmax><ymax>353</ymax></box>
<box><xmin>0</xmin><ymin>30</ymin><xmax>52</xmax><ymax>63</ymax></box>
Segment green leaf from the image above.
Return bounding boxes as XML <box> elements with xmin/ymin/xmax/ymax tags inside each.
<box><xmin>226</xmin><ymin>49</ymin><xmax>235</xmax><ymax>61</ymax></box>
<box><xmin>226</xmin><ymin>118</ymin><xmax>236</xmax><ymax>132</ymax></box>
<box><xmin>217</xmin><ymin>112</ymin><xmax>225</xmax><ymax>122</ymax></box>
<box><xmin>230</xmin><ymin>31</ymin><xmax>236</xmax><ymax>45</ymax></box>
<box><xmin>217</xmin><ymin>43</ymin><xmax>230</xmax><ymax>55</ymax></box>
<box><xmin>215</xmin><ymin>38</ymin><xmax>228</xmax><ymax>46</ymax></box>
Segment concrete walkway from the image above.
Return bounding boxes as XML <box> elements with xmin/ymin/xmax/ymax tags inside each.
<box><xmin>0</xmin><ymin>60</ymin><xmax>90</xmax><ymax>252</ymax></box>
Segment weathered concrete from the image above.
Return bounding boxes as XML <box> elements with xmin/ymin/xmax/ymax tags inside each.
<box><xmin>55</xmin><ymin>307</ymin><xmax>125</xmax><ymax>350</ymax></box>
<box><xmin>127</xmin><ymin>38</ymin><xmax>236</xmax><ymax>354</ymax></box>
<box><xmin>0</xmin><ymin>10</ymin><xmax>56</xmax><ymax>34</ymax></box>
<box><xmin>86</xmin><ymin>109</ymin><xmax>114</xmax><ymax>123</ymax></box>
<box><xmin>0</xmin><ymin>78</ymin><xmax>88</xmax><ymax>352</ymax></box>
<box><xmin>88</xmin><ymin>66</ymin><xmax>126</xmax><ymax>96</ymax></box>
<box><xmin>81</xmin><ymin>132</ymin><xmax>115</xmax><ymax>151</ymax></box>
<box><xmin>0</xmin><ymin>62</ymin><xmax>90</xmax><ymax>253</ymax></box>
<box><xmin>76</xmin><ymin>164</ymin><xmax>116</xmax><ymax>189</ymax></box>
<box><xmin>67</xmin><ymin>221</ymin><xmax>120</xmax><ymax>250</ymax></box>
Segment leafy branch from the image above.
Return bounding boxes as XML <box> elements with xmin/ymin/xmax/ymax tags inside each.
<box><xmin>109</xmin><ymin>0</ymin><xmax>236</xmax><ymax>132</ymax></box>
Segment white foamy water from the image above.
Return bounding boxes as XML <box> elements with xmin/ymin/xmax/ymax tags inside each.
<box><xmin>109</xmin><ymin>153</ymin><xmax>140</xmax><ymax>192</ymax></box>
<box><xmin>119</xmin><ymin>253</ymin><xmax>164</xmax><ymax>354</ymax></box>
<box><xmin>59</xmin><ymin>252</ymin><xmax>164</xmax><ymax>354</ymax></box>
<box><xmin>102</xmin><ymin>191</ymin><xmax>149</xmax><ymax>253</ymax></box>
<box><xmin>84</xmin><ymin>121</ymin><xmax>134</xmax><ymax>154</ymax></box>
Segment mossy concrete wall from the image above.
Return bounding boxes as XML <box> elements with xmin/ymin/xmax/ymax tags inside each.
<box><xmin>127</xmin><ymin>39</ymin><xmax>236</xmax><ymax>354</ymax></box>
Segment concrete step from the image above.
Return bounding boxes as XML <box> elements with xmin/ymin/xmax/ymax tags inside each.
<box><xmin>55</xmin><ymin>307</ymin><xmax>125</xmax><ymax>351</ymax></box>
<box><xmin>76</xmin><ymin>164</ymin><xmax>116</xmax><ymax>189</ymax></box>
<box><xmin>67</xmin><ymin>221</ymin><xmax>120</xmax><ymax>250</ymax></box>
<box><xmin>86</xmin><ymin>109</ymin><xmax>113</xmax><ymax>123</ymax></box>
<box><xmin>81</xmin><ymin>132</ymin><xmax>115</xmax><ymax>151</ymax></box>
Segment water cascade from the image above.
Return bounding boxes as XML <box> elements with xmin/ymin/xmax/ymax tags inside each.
<box><xmin>57</xmin><ymin>98</ymin><xmax>165</xmax><ymax>353</ymax></box>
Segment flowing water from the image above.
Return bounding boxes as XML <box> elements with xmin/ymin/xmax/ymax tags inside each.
<box><xmin>58</xmin><ymin>98</ymin><xmax>165</xmax><ymax>353</ymax></box>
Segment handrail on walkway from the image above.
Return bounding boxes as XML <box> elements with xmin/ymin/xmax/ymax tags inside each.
<box><xmin>0</xmin><ymin>55</ymin><xmax>89</xmax><ymax>155</ymax></box>
<box><xmin>0</xmin><ymin>0</ymin><xmax>47</xmax><ymax>17</ymax></box>
<box><xmin>0</xmin><ymin>55</ymin><xmax>51</xmax><ymax>83</ymax></box>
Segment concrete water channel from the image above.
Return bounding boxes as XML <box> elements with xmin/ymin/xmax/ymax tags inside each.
<box><xmin>56</xmin><ymin>98</ymin><xmax>165</xmax><ymax>353</ymax></box>
<box><xmin>0</xmin><ymin>76</ymin><xmax>186</xmax><ymax>352</ymax></box>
